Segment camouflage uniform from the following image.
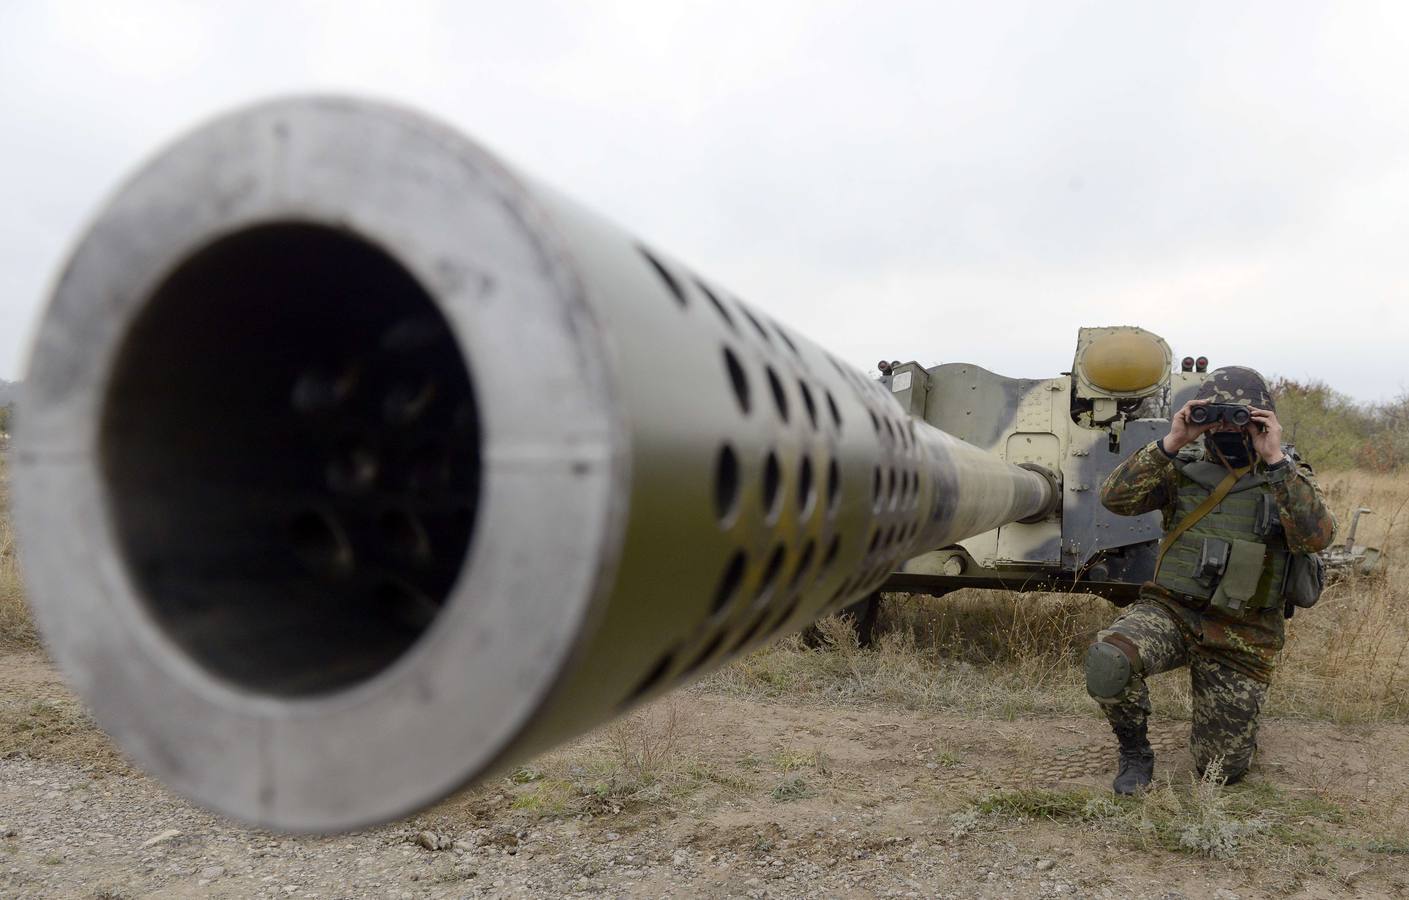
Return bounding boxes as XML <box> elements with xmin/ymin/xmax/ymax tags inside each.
<box><xmin>1092</xmin><ymin>368</ymin><xmax>1335</xmax><ymax>784</ymax></box>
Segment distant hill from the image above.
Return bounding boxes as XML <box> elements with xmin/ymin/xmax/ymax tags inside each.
<box><xmin>0</xmin><ymin>380</ymin><xmax>15</xmax><ymax>407</ymax></box>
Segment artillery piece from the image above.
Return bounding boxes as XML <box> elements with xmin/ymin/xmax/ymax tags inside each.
<box><xmin>831</xmin><ymin>352</ymin><xmax>1384</xmax><ymax>645</ymax></box>
<box><xmin>836</xmin><ymin>339</ymin><xmax>1382</xmax><ymax>643</ymax></box>
<box><xmin>9</xmin><ymin>97</ymin><xmax>1369</xmax><ymax>832</ymax></box>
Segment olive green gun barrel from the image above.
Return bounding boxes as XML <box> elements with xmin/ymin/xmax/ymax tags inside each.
<box><xmin>13</xmin><ymin>98</ymin><xmax>1057</xmax><ymax>832</ymax></box>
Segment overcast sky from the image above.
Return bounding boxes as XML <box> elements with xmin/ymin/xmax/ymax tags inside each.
<box><xmin>2</xmin><ymin>1</ymin><xmax>1406</xmax><ymax>402</ymax></box>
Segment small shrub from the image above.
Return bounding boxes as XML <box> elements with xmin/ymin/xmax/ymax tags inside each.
<box><xmin>1174</xmin><ymin>761</ymin><xmax>1269</xmax><ymax>858</ymax></box>
<box><xmin>947</xmin><ymin>806</ymin><xmax>981</xmax><ymax>838</ymax></box>
<box><xmin>478</xmin><ymin>698</ymin><xmax>700</xmax><ymax>821</ymax></box>
<box><xmin>770</xmin><ymin>776</ymin><xmax>813</xmax><ymax>802</ymax></box>
<box><xmin>606</xmin><ymin>700</ymin><xmax>682</xmax><ymax>786</ymax></box>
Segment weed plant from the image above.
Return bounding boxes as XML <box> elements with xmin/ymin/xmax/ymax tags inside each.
<box><xmin>484</xmin><ymin>700</ymin><xmax>709</xmax><ymax>820</ymax></box>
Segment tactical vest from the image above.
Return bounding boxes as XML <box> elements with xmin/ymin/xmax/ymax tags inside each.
<box><xmin>1153</xmin><ymin>460</ymin><xmax>1289</xmax><ymax>616</ymax></box>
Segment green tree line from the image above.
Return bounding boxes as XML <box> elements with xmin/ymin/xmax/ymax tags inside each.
<box><xmin>1271</xmin><ymin>378</ymin><xmax>1409</xmax><ymax>472</ymax></box>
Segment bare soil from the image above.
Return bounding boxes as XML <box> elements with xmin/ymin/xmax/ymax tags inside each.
<box><xmin>3</xmin><ymin>650</ymin><xmax>1407</xmax><ymax>899</ymax></box>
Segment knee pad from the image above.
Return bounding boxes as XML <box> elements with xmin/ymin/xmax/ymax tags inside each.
<box><xmin>1085</xmin><ymin>641</ymin><xmax>1133</xmax><ymax>699</ymax></box>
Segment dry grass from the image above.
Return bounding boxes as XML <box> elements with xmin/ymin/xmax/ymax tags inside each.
<box><xmin>474</xmin><ymin>698</ymin><xmax>718</xmax><ymax>821</ymax></box>
<box><xmin>714</xmin><ymin>469</ymin><xmax>1409</xmax><ymax>725</ymax></box>
<box><xmin>1276</xmin><ymin>470</ymin><xmax>1409</xmax><ymax>722</ymax></box>
<box><xmin>955</xmin><ymin>773</ymin><xmax>1352</xmax><ymax>889</ymax></box>
<box><xmin>707</xmin><ymin>614</ymin><xmax>1103</xmax><ymax>719</ymax></box>
<box><xmin>0</xmin><ymin>449</ymin><xmax>128</xmax><ymax>772</ymax></box>
<box><xmin>0</xmin><ymin>696</ymin><xmax>127</xmax><ymax>773</ymax></box>
<box><xmin>0</xmin><ymin>452</ymin><xmax>38</xmax><ymax>650</ymax></box>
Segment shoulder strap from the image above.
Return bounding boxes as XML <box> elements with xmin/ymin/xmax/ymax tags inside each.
<box><xmin>1154</xmin><ymin>464</ymin><xmax>1252</xmax><ymax>576</ymax></box>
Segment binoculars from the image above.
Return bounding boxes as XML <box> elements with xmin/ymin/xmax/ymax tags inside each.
<box><xmin>1189</xmin><ymin>403</ymin><xmax>1252</xmax><ymax>427</ymax></box>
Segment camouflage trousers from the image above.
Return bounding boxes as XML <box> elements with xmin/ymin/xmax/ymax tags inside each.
<box><xmin>1090</xmin><ymin>600</ymin><xmax>1270</xmax><ymax>780</ymax></box>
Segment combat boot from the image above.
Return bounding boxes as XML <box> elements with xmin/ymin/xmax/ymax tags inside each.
<box><xmin>1111</xmin><ymin>722</ymin><xmax>1154</xmax><ymax>795</ymax></box>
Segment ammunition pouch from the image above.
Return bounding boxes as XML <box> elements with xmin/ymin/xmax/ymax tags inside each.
<box><xmin>1208</xmin><ymin>538</ymin><xmax>1268</xmax><ymax>617</ymax></box>
<box><xmin>1194</xmin><ymin>536</ymin><xmax>1230</xmax><ymax>587</ymax></box>
<box><xmin>1283</xmin><ymin>552</ymin><xmax>1325</xmax><ymax>614</ymax></box>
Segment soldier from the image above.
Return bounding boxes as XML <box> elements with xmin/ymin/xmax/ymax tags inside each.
<box><xmin>1087</xmin><ymin>367</ymin><xmax>1335</xmax><ymax>794</ymax></box>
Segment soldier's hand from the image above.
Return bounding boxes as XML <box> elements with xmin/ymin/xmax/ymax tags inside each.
<box><xmin>1163</xmin><ymin>398</ymin><xmax>1217</xmax><ymax>454</ymax></box>
<box><xmin>1248</xmin><ymin>407</ymin><xmax>1285</xmax><ymax>464</ymax></box>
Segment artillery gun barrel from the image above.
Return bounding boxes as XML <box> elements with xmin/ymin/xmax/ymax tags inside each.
<box><xmin>13</xmin><ymin>97</ymin><xmax>1057</xmax><ymax>831</ymax></box>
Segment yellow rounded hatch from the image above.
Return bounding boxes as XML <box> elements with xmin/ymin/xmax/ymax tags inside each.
<box><xmin>1081</xmin><ymin>331</ymin><xmax>1166</xmax><ymax>393</ymax></box>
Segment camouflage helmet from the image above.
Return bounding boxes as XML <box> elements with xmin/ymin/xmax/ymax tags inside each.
<box><xmin>1194</xmin><ymin>366</ymin><xmax>1274</xmax><ymax>411</ymax></box>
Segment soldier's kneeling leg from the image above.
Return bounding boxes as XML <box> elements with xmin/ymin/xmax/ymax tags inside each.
<box><xmin>1087</xmin><ymin>601</ymin><xmax>1188</xmax><ymax>711</ymax></box>
<box><xmin>1190</xmin><ymin>656</ymin><xmax>1269</xmax><ymax>784</ymax></box>
<box><xmin>1087</xmin><ymin>636</ymin><xmax>1155</xmax><ymax>794</ymax></box>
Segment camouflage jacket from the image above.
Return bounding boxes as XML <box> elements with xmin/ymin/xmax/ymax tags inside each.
<box><xmin>1101</xmin><ymin>441</ymin><xmax>1336</xmax><ymax>553</ymax></box>
<box><xmin>1098</xmin><ymin>441</ymin><xmax>1336</xmax><ymax>682</ymax></box>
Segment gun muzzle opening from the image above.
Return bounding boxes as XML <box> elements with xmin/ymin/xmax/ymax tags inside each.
<box><xmin>100</xmin><ymin>223</ymin><xmax>480</xmax><ymax>697</ymax></box>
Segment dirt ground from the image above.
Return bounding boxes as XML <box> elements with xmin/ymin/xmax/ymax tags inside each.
<box><xmin>2</xmin><ymin>649</ymin><xmax>1407</xmax><ymax>900</ymax></box>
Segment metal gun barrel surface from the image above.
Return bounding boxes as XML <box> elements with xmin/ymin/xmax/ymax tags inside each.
<box><xmin>14</xmin><ymin>98</ymin><xmax>1055</xmax><ymax>831</ymax></box>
